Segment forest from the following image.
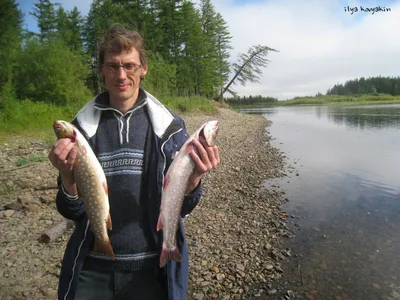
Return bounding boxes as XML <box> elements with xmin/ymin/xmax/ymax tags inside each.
<box><xmin>0</xmin><ymin>0</ymin><xmax>235</xmax><ymax>105</ymax></box>
<box><xmin>0</xmin><ymin>0</ymin><xmax>279</xmax><ymax>132</ymax></box>
<box><xmin>227</xmin><ymin>76</ymin><xmax>400</xmax><ymax>108</ymax></box>
<box><xmin>326</xmin><ymin>76</ymin><xmax>400</xmax><ymax>96</ymax></box>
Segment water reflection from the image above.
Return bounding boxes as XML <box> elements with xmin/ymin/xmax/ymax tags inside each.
<box><xmin>239</xmin><ymin>104</ymin><xmax>400</xmax><ymax>131</ymax></box>
<box><xmin>239</xmin><ymin>104</ymin><xmax>400</xmax><ymax>299</ymax></box>
<box><xmin>323</xmin><ymin>105</ymin><xmax>400</xmax><ymax>131</ymax></box>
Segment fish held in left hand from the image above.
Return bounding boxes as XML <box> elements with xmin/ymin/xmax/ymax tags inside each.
<box><xmin>157</xmin><ymin>120</ymin><xmax>220</xmax><ymax>268</ymax></box>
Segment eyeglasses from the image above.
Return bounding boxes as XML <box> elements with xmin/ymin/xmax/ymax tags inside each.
<box><xmin>105</xmin><ymin>62</ymin><xmax>142</xmax><ymax>73</ymax></box>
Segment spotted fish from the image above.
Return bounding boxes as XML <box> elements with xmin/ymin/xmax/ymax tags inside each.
<box><xmin>157</xmin><ymin>120</ymin><xmax>220</xmax><ymax>267</ymax></box>
<box><xmin>53</xmin><ymin>120</ymin><xmax>114</xmax><ymax>259</ymax></box>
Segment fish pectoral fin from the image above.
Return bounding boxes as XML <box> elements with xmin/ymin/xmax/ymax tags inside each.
<box><xmin>156</xmin><ymin>215</ymin><xmax>163</xmax><ymax>231</ymax></box>
<box><xmin>107</xmin><ymin>214</ymin><xmax>112</xmax><ymax>231</ymax></box>
<box><xmin>103</xmin><ymin>182</ymin><xmax>108</xmax><ymax>195</ymax></box>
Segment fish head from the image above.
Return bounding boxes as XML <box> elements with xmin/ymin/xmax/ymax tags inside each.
<box><xmin>53</xmin><ymin>120</ymin><xmax>77</xmax><ymax>142</ymax></box>
<box><xmin>200</xmin><ymin>120</ymin><xmax>219</xmax><ymax>146</ymax></box>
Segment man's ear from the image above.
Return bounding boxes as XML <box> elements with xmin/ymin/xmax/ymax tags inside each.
<box><xmin>141</xmin><ymin>64</ymin><xmax>148</xmax><ymax>78</ymax></box>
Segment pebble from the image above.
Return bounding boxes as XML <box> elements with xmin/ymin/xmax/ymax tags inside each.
<box><xmin>40</xmin><ymin>195</ymin><xmax>55</xmax><ymax>204</ymax></box>
<box><xmin>192</xmin><ymin>293</ymin><xmax>204</xmax><ymax>300</ymax></box>
<box><xmin>18</xmin><ymin>194</ymin><xmax>33</xmax><ymax>205</ymax></box>
<box><xmin>236</xmin><ymin>263</ymin><xmax>245</xmax><ymax>272</ymax></box>
<box><xmin>210</xmin><ymin>266</ymin><xmax>219</xmax><ymax>273</ymax></box>
<box><xmin>216</xmin><ymin>273</ymin><xmax>225</xmax><ymax>281</ymax></box>
<box><xmin>266</xmin><ymin>264</ymin><xmax>274</xmax><ymax>271</ymax></box>
<box><xmin>4</xmin><ymin>202</ymin><xmax>23</xmax><ymax>211</ymax></box>
<box><xmin>3</xmin><ymin>209</ymin><xmax>15</xmax><ymax>217</ymax></box>
<box><xmin>26</xmin><ymin>204</ymin><xmax>40</xmax><ymax>212</ymax></box>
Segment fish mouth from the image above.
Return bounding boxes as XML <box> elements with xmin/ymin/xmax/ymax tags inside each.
<box><xmin>53</xmin><ymin>120</ymin><xmax>61</xmax><ymax>132</ymax></box>
<box><xmin>199</xmin><ymin>120</ymin><xmax>219</xmax><ymax>146</ymax></box>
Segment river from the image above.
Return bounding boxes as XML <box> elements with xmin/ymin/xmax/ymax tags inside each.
<box><xmin>239</xmin><ymin>105</ymin><xmax>400</xmax><ymax>300</ymax></box>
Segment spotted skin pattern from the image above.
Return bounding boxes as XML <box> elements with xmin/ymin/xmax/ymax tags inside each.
<box><xmin>158</xmin><ymin>120</ymin><xmax>219</xmax><ymax>267</ymax></box>
<box><xmin>53</xmin><ymin>121</ymin><xmax>114</xmax><ymax>259</ymax></box>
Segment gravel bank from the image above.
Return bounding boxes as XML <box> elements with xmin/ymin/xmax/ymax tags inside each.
<box><xmin>0</xmin><ymin>107</ymin><xmax>290</xmax><ymax>299</ymax></box>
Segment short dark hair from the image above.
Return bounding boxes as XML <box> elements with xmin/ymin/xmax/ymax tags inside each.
<box><xmin>98</xmin><ymin>24</ymin><xmax>147</xmax><ymax>72</ymax></box>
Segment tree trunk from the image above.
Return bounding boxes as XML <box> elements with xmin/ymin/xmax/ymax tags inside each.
<box><xmin>216</xmin><ymin>51</ymin><xmax>258</xmax><ymax>101</ymax></box>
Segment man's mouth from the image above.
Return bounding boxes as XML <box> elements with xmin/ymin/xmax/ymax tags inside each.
<box><xmin>115</xmin><ymin>84</ymin><xmax>129</xmax><ymax>91</ymax></box>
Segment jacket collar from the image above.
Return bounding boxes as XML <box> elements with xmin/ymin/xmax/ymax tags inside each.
<box><xmin>75</xmin><ymin>88</ymin><xmax>179</xmax><ymax>139</ymax></box>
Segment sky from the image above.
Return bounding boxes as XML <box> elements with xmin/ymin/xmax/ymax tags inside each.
<box><xmin>16</xmin><ymin>0</ymin><xmax>400</xmax><ymax>100</ymax></box>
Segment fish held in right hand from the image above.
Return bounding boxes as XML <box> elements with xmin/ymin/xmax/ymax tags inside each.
<box><xmin>53</xmin><ymin>120</ymin><xmax>115</xmax><ymax>259</ymax></box>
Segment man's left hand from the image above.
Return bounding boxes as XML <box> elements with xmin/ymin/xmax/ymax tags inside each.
<box><xmin>185</xmin><ymin>137</ymin><xmax>220</xmax><ymax>194</ymax></box>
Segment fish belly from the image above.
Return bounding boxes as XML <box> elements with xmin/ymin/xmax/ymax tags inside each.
<box><xmin>74</xmin><ymin>153</ymin><xmax>109</xmax><ymax>241</ymax></box>
<box><xmin>162</xmin><ymin>155</ymin><xmax>194</xmax><ymax>247</ymax></box>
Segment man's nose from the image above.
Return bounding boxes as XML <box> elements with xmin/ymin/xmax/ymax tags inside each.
<box><xmin>116</xmin><ymin>66</ymin><xmax>127</xmax><ymax>79</ymax></box>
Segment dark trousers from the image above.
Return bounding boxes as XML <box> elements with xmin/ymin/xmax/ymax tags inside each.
<box><xmin>74</xmin><ymin>267</ymin><xmax>168</xmax><ymax>300</ymax></box>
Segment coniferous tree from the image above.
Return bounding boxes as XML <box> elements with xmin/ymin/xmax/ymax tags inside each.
<box><xmin>218</xmin><ymin>45</ymin><xmax>278</xmax><ymax>101</ymax></box>
<box><xmin>199</xmin><ymin>0</ymin><xmax>219</xmax><ymax>97</ymax></box>
<box><xmin>199</xmin><ymin>0</ymin><xmax>232</xmax><ymax>98</ymax></box>
<box><xmin>155</xmin><ymin>0</ymin><xmax>184</xmax><ymax>65</ymax></box>
<box><xmin>177</xmin><ymin>1</ymin><xmax>205</xmax><ymax>96</ymax></box>
<box><xmin>67</xmin><ymin>7</ymin><xmax>85</xmax><ymax>53</ymax></box>
<box><xmin>0</xmin><ymin>0</ymin><xmax>23</xmax><ymax>91</ymax></box>
<box><xmin>56</xmin><ymin>6</ymin><xmax>70</xmax><ymax>43</ymax></box>
<box><xmin>214</xmin><ymin>12</ymin><xmax>232</xmax><ymax>99</ymax></box>
<box><xmin>30</xmin><ymin>0</ymin><xmax>58</xmax><ymax>41</ymax></box>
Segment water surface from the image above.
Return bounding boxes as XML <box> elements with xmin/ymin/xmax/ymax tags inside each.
<box><xmin>241</xmin><ymin>105</ymin><xmax>400</xmax><ymax>299</ymax></box>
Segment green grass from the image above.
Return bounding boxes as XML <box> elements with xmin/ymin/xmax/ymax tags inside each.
<box><xmin>160</xmin><ymin>95</ymin><xmax>216</xmax><ymax>114</ymax></box>
<box><xmin>0</xmin><ymin>95</ymin><xmax>217</xmax><ymax>141</ymax></box>
<box><xmin>278</xmin><ymin>94</ymin><xmax>400</xmax><ymax>106</ymax></box>
<box><xmin>15</xmin><ymin>155</ymin><xmax>47</xmax><ymax>167</ymax></box>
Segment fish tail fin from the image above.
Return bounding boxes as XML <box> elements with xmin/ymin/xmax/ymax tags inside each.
<box><xmin>94</xmin><ymin>237</ymin><xmax>115</xmax><ymax>260</ymax></box>
<box><xmin>159</xmin><ymin>244</ymin><xmax>182</xmax><ymax>268</ymax></box>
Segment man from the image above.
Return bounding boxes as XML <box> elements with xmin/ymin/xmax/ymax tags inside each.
<box><xmin>48</xmin><ymin>24</ymin><xmax>220</xmax><ymax>300</ymax></box>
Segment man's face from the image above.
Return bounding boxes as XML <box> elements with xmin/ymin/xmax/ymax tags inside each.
<box><xmin>100</xmin><ymin>47</ymin><xmax>147</xmax><ymax>106</ymax></box>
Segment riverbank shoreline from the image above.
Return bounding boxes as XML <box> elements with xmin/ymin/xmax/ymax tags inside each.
<box><xmin>0</xmin><ymin>107</ymin><xmax>291</xmax><ymax>299</ymax></box>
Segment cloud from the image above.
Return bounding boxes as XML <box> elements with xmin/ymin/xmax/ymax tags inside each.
<box><xmin>208</xmin><ymin>0</ymin><xmax>400</xmax><ymax>99</ymax></box>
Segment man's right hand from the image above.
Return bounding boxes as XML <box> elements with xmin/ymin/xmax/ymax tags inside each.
<box><xmin>48</xmin><ymin>138</ymin><xmax>78</xmax><ymax>195</ymax></box>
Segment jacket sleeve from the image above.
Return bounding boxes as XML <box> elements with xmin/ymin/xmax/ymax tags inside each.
<box><xmin>173</xmin><ymin>114</ymin><xmax>204</xmax><ymax>218</ymax></box>
<box><xmin>55</xmin><ymin>174</ymin><xmax>86</xmax><ymax>221</ymax></box>
<box><xmin>181</xmin><ymin>179</ymin><xmax>203</xmax><ymax>217</ymax></box>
